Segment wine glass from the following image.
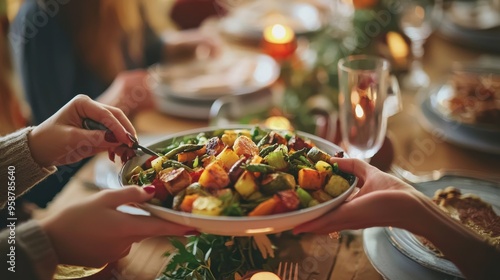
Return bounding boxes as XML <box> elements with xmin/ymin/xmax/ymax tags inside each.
<box><xmin>337</xmin><ymin>55</ymin><xmax>401</xmax><ymax>161</ymax></box>
<box><xmin>398</xmin><ymin>0</ymin><xmax>441</xmax><ymax>90</ymax></box>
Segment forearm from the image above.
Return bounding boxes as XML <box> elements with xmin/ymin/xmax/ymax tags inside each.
<box><xmin>0</xmin><ymin>220</ymin><xmax>58</xmax><ymax>280</ymax></box>
<box><xmin>408</xmin><ymin>192</ymin><xmax>500</xmax><ymax>279</ymax></box>
<box><xmin>0</xmin><ymin>127</ymin><xmax>56</xmax><ymax>208</ymax></box>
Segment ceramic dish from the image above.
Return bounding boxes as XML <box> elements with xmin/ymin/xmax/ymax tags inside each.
<box><xmin>118</xmin><ymin>126</ymin><xmax>357</xmax><ymax>236</ymax></box>
<box><xmin>384</xmin><ymin>175</ymin><xmax>500</xmax><ymax>278</ymax></box>
<box><xmin>363</xmin><ymin>227</ymin><xmax>463</xmax><ymax>280</ymax></box>
<box><xmin>149</xmin><ymin>50</ymin><xmax>279</xmax><ymax>102</ymax></box>
<box><xmin>417</xmin><ymin>84</ymin><xmax>500</xmax><ymax>155</ymax></box>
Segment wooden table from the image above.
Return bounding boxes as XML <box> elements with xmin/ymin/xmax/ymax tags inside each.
<box><xmin>40</xmin><ymin>34</ymin><xmax>500</xmax><ymax>280</ymax></box>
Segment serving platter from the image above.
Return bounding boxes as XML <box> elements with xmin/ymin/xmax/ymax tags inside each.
<box><xmin>384</xmin><ymin>175</ymin><xmax>500</xmax><ymax>278</ymax></box>
<box><xmin>119</xmin><ymin>126</ymin><xmax>357</xmax><ymax>236</ymax></box>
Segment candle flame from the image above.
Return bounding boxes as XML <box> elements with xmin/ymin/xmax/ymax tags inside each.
<box><xmin>264</xmin><ymin>116</ymin><xmax>293</xmax><ymax>131</ymax></box>
<box><xmin>355</xmin><ymin>104</ymin><xmax>364</xmax><ymax>119</ymax></box>
<box><xmin>263</xmin><ymin>24</ymin><xmax>295</xmax><ymax>44</ymax></box>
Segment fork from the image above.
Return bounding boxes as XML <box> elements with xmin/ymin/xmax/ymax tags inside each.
<box><xmin>390</xmin><ymin>164</ymin><xmax>500</xmax><ymax>184</ymax></box>
<box><xmin>277</xmin><ymin>262</ymin><xmax>299</xmax><ymax>280</ymax></box>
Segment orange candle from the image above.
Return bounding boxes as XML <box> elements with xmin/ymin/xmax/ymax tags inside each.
<box><xmin>261</xmin><ymin>24</ymin><xmax>297</xmax><ymax>60</ymax></box>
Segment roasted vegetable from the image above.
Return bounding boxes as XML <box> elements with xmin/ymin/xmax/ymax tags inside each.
<box><xmin>307</xmin><ymin>147</ymin><xmax>331</xmax><ymax>163</ymax></box>
<box><xmin>248</xmin><ymin>197</ymin><xmax>277</xmax><ymax>216</ymax></box>
<box><xmin>264</xmin><ymin>145</ymin><xmax>288</xmax><ymax>170</ymax></box>
<box><xmin>234</xmin><ymin>171</ymin><xmax>259</xmax><ymax>199</ymax></box>
<box><xmin>192</xmin><ymin>196</ymin><xmax>223</xmax><ymax>216</ymax></box>
<box><xmin>311</xmin><ymin>189</ymin><xmax>333</xmax><ymax>203</ymax></box>
<box><xmin>233</xmin><ymin>135</ymin><xmax>259</xmax><ymax>157</ymax></box>
<box><xmin>260</xmin><ymin>172</ymin><xmax>295</xmax><ymax>195</ymax></box>
<box><xmin>216</xmin><ymin>147</ymin><xmax>240</xmax><ymax>171</ymax></box>
<box><xmin>198</xmin><ymin>161</ymin><xmax>230</xmax><ymax>189</ymax></box>
<box><xmin>296</xmin><ymin>187</ymin><xmax>313</xmax><ymax>208</ymax></box>
<box><xmin>298</xmin><ymin>168</ymin><xmax>323</xmax><ymax>190</ymax></box>
<box><xmin>158</xmin><ymin>167</ymin><xmax>192</xmax><ymax>195</ymax></box>
<box><xmin>273</xmin><ymin>190</ymin><xmax>300</xmax><ymax>214</ymax></box>
<box><xmin>324</xmin><ymin>175</ymin><xmax>350</xmax><ymax>197</ymax></box>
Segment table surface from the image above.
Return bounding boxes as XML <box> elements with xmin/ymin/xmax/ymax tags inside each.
<box><xmin>39</xmin><ymin>34</ymin><xmax>500</xmax><ymax>280</ymax></box>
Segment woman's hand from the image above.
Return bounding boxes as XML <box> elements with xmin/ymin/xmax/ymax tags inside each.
<box><xmin>28</xmin><ymin>94</ymin><xmax>136</xmax><ymax>168</ymax></box>
<box><xmin>97</xmin><ymin>69</ymin><xmax>155</xmax><ymax>116</ymax></box>
<box><xmin>294</xmin><ymin>158</ymin><xmax>419</xmax><ymax>234</ymax></box>
<box><xmin>39</xmin><ymin>185</ymin><xmax>197</xmax><ymax>268</ymax></box>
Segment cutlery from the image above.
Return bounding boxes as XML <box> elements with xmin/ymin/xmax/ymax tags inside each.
<box><xmin>277</xmin><ymin>262</ymin><xmax>299</xmax><ymax>280</ymax></box>
<box><xmin>390</xmin><ymin>164</ymin><xmax>500</xmax><ymax>184</ymax></box>
<box><xmin>82</xmin><ymin>118</ymin><xmax>161</xmax><ymax>157</ymax></box>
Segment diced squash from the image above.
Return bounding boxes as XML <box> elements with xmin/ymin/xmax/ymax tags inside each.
<box><xmin>248</xmin><ymin>197</ymin><xmax>277</xmax><ymax>216</ymax></box>
<box><xmin>324</xmin><ymin>175</ymin><xmax>350</xmax><ymax>197</ymax></box>
<box><xmin>234</xmin><ymin>171</ymin><xmax>258</xmax><ymax>199</ymax></box>
<box><xmin>177</xmin><ymin>151</ymin><xmax>198</xmax><ymax>162</ymax></box>
<box><xmin>311</xmin><ymin>189</ymin><xmax>333</xmax><ymax>203</ymax></box>
<box><xmin>298</xmin><ymin>168</ymin><xmax>323</xmax><ymax>190</ymax></box>
<box><xmin>315</xmin><ymin>160</ymin><xmax>333</xmax><ymax>176</ymax></box>
<box><xmin>233</xmin><ymin>135</ymin><xmax>259</xmax><ymax>157</ymax></box>
<box><xmin>158</xmin><ymin>168</ymin><xmax>192</xmax><ymax>195</ymax></box>
<box><xmin>151</xmin><ymin>156</ymin><xmax>166</xmax><ymax>172</ymax></box>
<box><xmin>216</xmin><ymin>147</ymin><xmax>240</xmax><ymax>171</ymax></box>
<box><xmin>198</xmin><ymin>161</ymin><xmax>230</xmax><ymax>189</ymax></box>
<box><xmin>180</xmin><ymin>194</ymin><xmax>199</xmax><ymax>212</ymax></box>
<box><xmin>192</xmin><ymin>196</ymin><xmax>223</xmax><ymax>216</ymax></box>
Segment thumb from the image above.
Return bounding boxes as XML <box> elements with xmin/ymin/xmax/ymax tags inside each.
<box><xmin>99</xmin><ymin>185</ymin><xmax>155</xmax><ymax>208</ymax></box>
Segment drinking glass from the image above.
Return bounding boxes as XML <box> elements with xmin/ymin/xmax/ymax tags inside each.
<box><xmin>398</xmin><ymin>0</ymin><xmax>441</xmax><ymax>90</ymax></box>
<box><xmin>338</xmin><ymin>55</ymin><xmax>401</xmax><ymax>161</ymax></box>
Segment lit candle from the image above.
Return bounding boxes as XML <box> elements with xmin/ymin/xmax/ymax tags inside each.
<box><xmin>386</xmin><ymin>31</ymin><xmax>408</xmax><ymax>66</ymax></box>
<box><xmin>261</xmin><ymin>24</ymin><xmax>297</xmax><ymax>60</ymax></box>
<box><xmin>264</xmin><ymin>116</ymin><xmax>293</xmax><ymax>131</ymax></box>
<box><xmin>250</xmin><ymin>271</ymin><xmax>281</xmax><ymax>280</ymax></box>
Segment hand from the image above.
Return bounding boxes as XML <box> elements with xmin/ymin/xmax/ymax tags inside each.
<box><xmin>39</xmin><ymin>186</ymin><xmax>197</xmax><ymax>268</ymax></box>
<box><xmin>97</xmin><ymin>69</ymin><xmax>155</xmax><ymax>116</ymax></box>
<box><xmin>29</xmin><ymin>95</ymin><xmax>136</xmax><ymax>168</ymax></box>
<box><xmin>294</xmin><ymin>158</ymin><xmax>418</xmax><ymax>234</ymax></box>
<box><xmin>163</xmin><ymin>29</ymin><xmax>221</xmax><ymax>62</ymax></box>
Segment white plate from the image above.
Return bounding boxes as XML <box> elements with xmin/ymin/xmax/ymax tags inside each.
<box><xmin>363</xmin><ymin>227</ymin><xmax>462</xmax><ymax>280</ymax></box>
<box><xmin>118</xmin><ymin>126</ymin><xmax>357</xmax><ymax>236</ymax></box>
<box><xmin>149</xmin><ymin>50</ymin><xmax>279</xmax><ymax>102</ymax></box>
<box><xmin>383</xmin><ymin>175</ymin><xmax>500</xmax><ymax>278</ymax></box>
<box><xmin>417</xmin><ymin>84</ymin><xmax>500</xmax><ymax>155</ymax></box>
<box><xmin>219</xmin><ymin>1</ymin><xmax>327</xmax><ymax>41</ymax></box>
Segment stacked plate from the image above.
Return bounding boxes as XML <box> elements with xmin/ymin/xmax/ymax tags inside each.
<box><xmin>416</xmin><ymin>63</ymin><xmax>500</xmax><ymax>155</ymax></box>
<box><xmin>364</xmin><ymin>175</ymin><xmax>500</xmax><ymax>279</ymax></box>
<box><xmin>149</xmin><ymin>48</ymin><xmax>280</xmax><ymax>120</ymax></box>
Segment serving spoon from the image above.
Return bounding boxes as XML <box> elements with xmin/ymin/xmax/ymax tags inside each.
<box><xmin>82</xmin><ymin>118</ymin><xmax>161</xmax><ymax>157</ymax></box>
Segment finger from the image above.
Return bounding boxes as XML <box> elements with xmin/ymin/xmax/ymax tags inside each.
<box><xmin>124</xmin><ymin>215</ymin><xmax>197</xmax><ymax>237</ymax></box>
<box><xmin>73</xmin><ymin>95</ymin><xmax>134</xmax><ymax>147</ymax></box>
<box><xmin>329</xmin><ymin>158</ymin><xmax>373</xmax><ymax>183</ymax></box>
<box><xmin>293</xmin><ymin>191</ymin><xmax>413</xmax><ymax>234</ymax></box>
<box><xmin>101</xmin><ymin>104</ymin><xmax>137</xmax><ymax>140</ymax></box>
<box><xmin>98</xmin><ymin>186</ymin><xmax>155</xmax><ymax>209</ymax></box>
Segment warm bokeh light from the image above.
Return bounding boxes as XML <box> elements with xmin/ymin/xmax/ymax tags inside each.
<box><xmin>264</xmin><ymin>116</ymin><xmax>293</xmax><ymax>131</ymax></box>
<box><xmin>355</xmin><ymin>104</ymin><xmax>365</xmax><ymax>120</ymax></box>
<box><xmin>250</xmin><ymin>271</ymin><xmax>281</xmax><ymax>280</ymax></box>
<box><xmin>387</xmin><ymin>31</ymin><xmax>409</xmax><ymax>60</ymax></box>
<box><xmin>263</xmin><ymin>24</ymin><xmax>295</xmax><ymax>44</ymax></box>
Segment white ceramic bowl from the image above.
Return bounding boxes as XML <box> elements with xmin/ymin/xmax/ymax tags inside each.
<box><xmin>119</xmin><ymin>126</ymin><xmax>357</xmax><ymax>236</ymax></box>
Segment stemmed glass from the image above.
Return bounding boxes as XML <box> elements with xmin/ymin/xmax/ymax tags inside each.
<box><xmin>337</xmin><ymin>55</ymin><xmax>401</xmax><ymax>161</ymax></box>
<box><xmin>398</xmin><ymin>0</ymin><xmax>441</xmax><ymax>90</ymax></box>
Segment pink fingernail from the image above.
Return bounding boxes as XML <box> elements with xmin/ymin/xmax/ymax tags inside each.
<box><xmin>143</xmin><ymin>185</ymin><xmax>156</xmax><ymax>194</ymax></box>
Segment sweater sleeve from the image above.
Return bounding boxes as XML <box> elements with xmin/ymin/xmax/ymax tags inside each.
<box><xmin>0</xmin><ymin>127</ymin><xmax>57</xmax><ymax>208</ymax></box>
<box><xmin>0</xmin><ymin>220</ymin><xmax>58</xmax><ymax>280</ymax></box>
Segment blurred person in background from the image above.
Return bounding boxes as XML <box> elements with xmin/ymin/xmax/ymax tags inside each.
<box><xmin>8</xmin><ymin>0</ymin><xmax>219</xmax><ymax>207</ymax></box>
